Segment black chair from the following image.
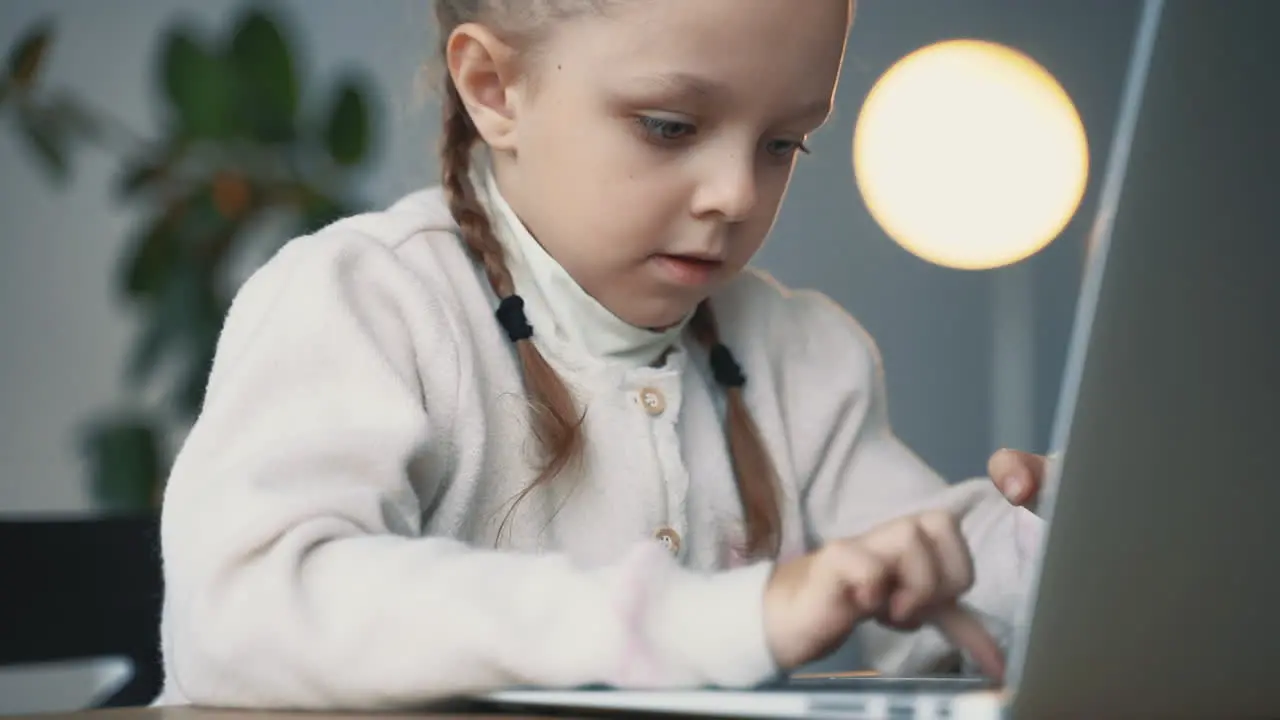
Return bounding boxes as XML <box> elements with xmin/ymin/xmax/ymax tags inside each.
<box><xmin>0</xmin><ymin>515</ymin><xmax>164</xmax><ymax>707</ymax></box>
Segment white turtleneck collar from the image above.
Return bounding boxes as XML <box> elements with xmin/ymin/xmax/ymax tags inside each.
<box><xmin>478</xmin><ymin>170</ymin><xmax>690</xmax><ymax>369</ymax></box>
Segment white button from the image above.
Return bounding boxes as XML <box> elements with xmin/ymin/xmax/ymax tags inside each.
<box><xmin>654</xmin><ymin>527</ymin><xmax>682</xmax><ymax>554</ymax></box>
<box><xmin>638</xmin><ymin>387</ymin><xmax>666</xmax><ymax>416</ymax></box>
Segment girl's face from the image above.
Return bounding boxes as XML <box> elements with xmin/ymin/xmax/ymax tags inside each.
<box><xmin>458</xmin><ymin>0</ymin><xmax>851</xmax><ymax>329</ymax></box>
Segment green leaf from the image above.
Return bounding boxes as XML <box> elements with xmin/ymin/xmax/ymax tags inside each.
<box><xmin>161</xmin><ymin>30</ymin><xmax>202</xmax><ymax>107</ymax></box>
<box><xmin>324</xmin><ymin>80</ymin><xmax>369</xmax><ymax>166</ymax></box>
<box><xmin>119</xmin><ymin>210</ymin><xmax>182</xmax><ymax>301</ymax></box>
<box><xmin>160</xmin><ymin>27</ymin><xmax>236</xmax><ymax>138</ymax></box>
<box><xmin>129</xmin><ymin>257</ymin><xmax>216</xmax><ymax>394</ymax></box>
<box><xmin>120</xmin><ymin>183</ymin><xmax>242</xmax><ymax>296</ymax></box>
<box><xmin>167</xmin><ymin>271</ymin><xmax>228</xmax><ymax>421</ymax></box>
<box><xmin>80</xmin><ymin>413</ymin><xmax>166</xmax><ymax>513</ymax></box>
<box><xmin>186</xmin><ymin>184</ymin><xmax>236</xmax><ymax>253</ymax></box>
<box><xmin>17</xmin><ymin>105</ymin><xmax>67</xmax><ymax>181</ymax></box>
<box><xmin>229</xmin><ymin>9</ymin><xmax>298</xmax><ymax>142</ymax></box>
<box><xmin>8</xmin><ymin>19</ymin><xmax>54</xmax><ymax>88</ymax></box>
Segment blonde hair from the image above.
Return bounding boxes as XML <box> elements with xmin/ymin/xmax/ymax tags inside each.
<box><xmin>435</xmin><ymin>0</ymin><xmax>782</xmax><ymax>557</ymax></box>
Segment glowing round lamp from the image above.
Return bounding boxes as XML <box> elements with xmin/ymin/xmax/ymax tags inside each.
<box><xmin>853</xmin><ymin>39</ymin><xmax>1089</xmax><ymax>270</ymax></box>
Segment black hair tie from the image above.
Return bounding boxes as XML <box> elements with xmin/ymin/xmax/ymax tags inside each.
<box><xmin>709</xmin><ymin>343</ymin><xmax>746</xmax><ymax>388</ymax></box>
<box><xmin>496</xmin><ymin>295</ymin><xmax>533</xmax><ymax>342</ymax></box>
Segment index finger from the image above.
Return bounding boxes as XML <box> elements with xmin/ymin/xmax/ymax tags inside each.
<box><xmin>929</xmin><ymin>603</ymin><xmax>1006</xmax><ymax>683</ymax></box>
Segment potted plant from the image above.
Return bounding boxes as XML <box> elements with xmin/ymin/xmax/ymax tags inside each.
<box><xmin>1</xmin><ymin>5</ymin><xmax>380</xmax><ymax>512</ymax></box>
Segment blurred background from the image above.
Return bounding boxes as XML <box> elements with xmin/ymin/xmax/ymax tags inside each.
<box><xmin>0</xmin><ymin>0</ymin><xmax>1142</xmax><ymax>713</ymax></box>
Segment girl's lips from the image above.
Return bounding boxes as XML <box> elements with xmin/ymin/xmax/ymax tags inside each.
<box><xmin>651</xmin><ymin>253</ymin><xmax>724</xmax><ymax>285</ymax></box>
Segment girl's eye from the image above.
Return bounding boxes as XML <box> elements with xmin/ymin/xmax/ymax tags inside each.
<box><xmin>636</xmin><ymin>116</ymin><xmax>697</xmax><ymax>143</ymax></box>
<box><xmin>765</xmin><ymin>139</ymin><xmax>812</xmax><ymax>158</ymax></box>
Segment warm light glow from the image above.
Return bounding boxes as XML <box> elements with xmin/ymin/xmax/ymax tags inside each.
<box><xmin>853</xmin><ymin>39</ymin><xmax>1090</xmax><ymax>270</ymax></box>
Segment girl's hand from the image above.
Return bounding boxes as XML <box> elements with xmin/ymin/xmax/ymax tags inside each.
<box><xmin>763</xmin><ymin>511</ymin><xmax>1005</xmax><ymax>681</ymax></box>
<box><xmin>987</xmin><ymin>449</ymin><xmax>1051</xmax><ymax>512</ymax></box>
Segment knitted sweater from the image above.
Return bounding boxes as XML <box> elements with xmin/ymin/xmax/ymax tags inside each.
<box><xmin>154</xmin><ymin>180</ymin><xmax>1042</xmax><ymax>709</ymax></box>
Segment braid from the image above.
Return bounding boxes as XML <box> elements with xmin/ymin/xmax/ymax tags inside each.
<box><xmin>691</xmin><ymin>301</ymin><xmax>782</xmax><ymax>558</ymax></box>
<box><xmin>440</xmin><ymin>83</ymin><xmax>514</xmax><ymax>296</ymax></box>
<box><xmin>435</xmin><ymin>0</ymin><xmax>783</xmax><ymax>555</ymax></box>
<box><xmin>438</xmin><ymin>68</ymin><xmax>585</xmax><ymax>539</ymax></box>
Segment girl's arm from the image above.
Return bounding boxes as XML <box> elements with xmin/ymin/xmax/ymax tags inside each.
<box><xmin>158</xmin><ymin>229</ymin><xmax>777</xmax><ymax>709</ymax></box>
<box><xmin>763</xmin><ymin>290</ymin><xmax>1043</xmax><ymax>674</ymax></box>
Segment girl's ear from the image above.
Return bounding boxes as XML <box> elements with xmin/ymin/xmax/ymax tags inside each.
<box><xmin>446</xmin><ymin>22</ymin><xmax>521</xmax><ymax>152</ymax></box>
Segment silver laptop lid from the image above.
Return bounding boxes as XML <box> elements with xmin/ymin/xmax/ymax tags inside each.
<box><xmin>1009</xmin><ymin>1</ymin><xmax>1280</xmax><ymax>717</ymax></box>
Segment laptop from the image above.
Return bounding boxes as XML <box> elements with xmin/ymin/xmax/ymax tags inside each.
<box><xmin>476</xmin><ymin>0</ymin><xmax>1280</xmax><ymax>716</ymax></box>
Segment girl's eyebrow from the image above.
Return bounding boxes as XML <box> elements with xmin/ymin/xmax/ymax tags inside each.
<box><xmin>624</xmin><ymin>71</ymin><xmax>731</xmax><ymax>103</ymax></box>
<box><xmin>625</xmin><ymin>71</ymin><xmax>832</xmax><ymax>123</ymax></box>
<box><xmin>789</xmin><ymin>99</ymin><xmax>835</xmax><ymax>126</ymax></box>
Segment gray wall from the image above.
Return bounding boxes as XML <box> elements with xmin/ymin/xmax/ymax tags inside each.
<box><xmin>0</xmin><ymin>0</ymin><xmax>1138</xmax><ymax>712</ymax></box>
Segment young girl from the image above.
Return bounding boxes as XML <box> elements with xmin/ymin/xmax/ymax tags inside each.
<box><xmin>155</xmin><ymin>0</ymin><xmax>1049</xmax><ymax>709</ymax></box>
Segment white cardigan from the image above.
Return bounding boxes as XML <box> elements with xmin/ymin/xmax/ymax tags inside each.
<box><xmin>154</xmin><ymin>183</ymin><xmax>1042</xmax><ymax>709</ymax></box>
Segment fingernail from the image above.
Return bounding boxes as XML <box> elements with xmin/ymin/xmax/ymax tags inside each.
<box><xmin>1003</xmin><ymin>477</ymin><xmax>1024</xmax><ymax>502</ymax></box>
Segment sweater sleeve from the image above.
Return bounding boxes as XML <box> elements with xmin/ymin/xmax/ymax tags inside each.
<box><xmin>775</xmin><ymin>290</ymin><xmax>1044</xmax><ymax>674</ymax></box>
<box><xmin>157</xmin><ymin>229</ymin><xmax>778</xmax><ymax>710</ymax></box>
